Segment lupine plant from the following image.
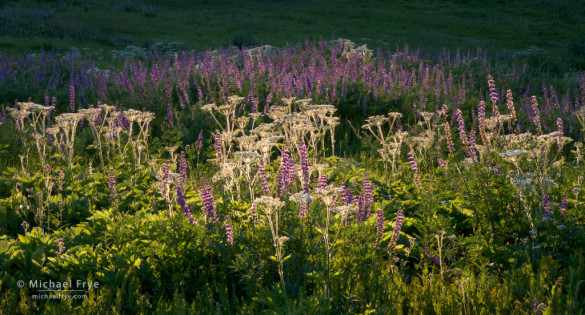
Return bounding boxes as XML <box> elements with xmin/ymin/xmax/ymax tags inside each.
<box><xmin>0</xmin><ymin>39</ymin><xmax>585</xmax><ymax>314</ymax></box>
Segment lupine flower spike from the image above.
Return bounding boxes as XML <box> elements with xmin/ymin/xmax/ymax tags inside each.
<box><xmin>200</xmin><ymin>180</ymin><xmax>217</xmax><ymax>223</ymax></box>
<box><xmin>375</xmin><ymin>208</ymin><xmax>384</xmax><ymax>248</ymax></box>
<box><xmin>108</xmin><ymin>168</ymin><xmax>116</xmax><ymax>197</ymax></box>
<box><xmin>176</xmin><ymin>186</ymin><xmax>196</xmax><ymax>225</ymax></box>
<box><xmin>408</xmin><ymin>151</ymin><xmax>422</xmax><ymax>191</ymax></box>
<box><xmin>387</xmin><ymin>209</ymin><xmax>404</xmax><ymax>252</ymax></box>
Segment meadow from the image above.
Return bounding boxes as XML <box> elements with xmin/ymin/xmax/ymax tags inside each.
<box><xmin>1</xmin><ymin>0</ymin><xmax>585</xmax><ymax>314</ymax></box>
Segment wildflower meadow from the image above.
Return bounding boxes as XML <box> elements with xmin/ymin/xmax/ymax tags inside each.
<box><xmin>1</xmin><ymin>35</ymin><xmax>585</xmax><ymax>314</ymax></box>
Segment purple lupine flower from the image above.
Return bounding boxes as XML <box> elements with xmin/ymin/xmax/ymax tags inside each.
<box><xmin>116</xmin><ymin>111</ymin><xmax>130</xmax><ymax>130</ymax></box>
<box><xmin>196</xmin><ymin>82</ymin><xmax>203</xmax><ymax>103</ymax></box>
<box><xmin>225</xmin><ymin>221</ymin><xmax>234</xmax><ymax>245</ymax></box>
<box><xmin>51</xmin><ymin>96</ymin><xmax>57</xmax><ymax>108</ymax></box>
<box><xmin>200</xmin><ymin>181</ymin><xmax>217</xmax><ymax>223</ymax></box>
<box><xmin>250</xmin><ymin>203</ymin><xmax>258</xmax><ymax>224</ymax></box>
<box><xmin>437</xmin><ymin>157</ymin><xmax>447</xmax><ymax>175</ymax></box>
<box><xmin>94</xmin><ymin>102</ymin><xmax>103</xmax><ymax>125</ymax></box>
<box><xmin>341</xmin><ymin>187</ymin><xmax>353</xmax><ymax>206</ymax></box>
<box><xmin>469</xmin><ymin>128</ymin><xmax>477</xmax><ymax>162</ymax></box>
<box><xmin>356</xmin><ymin>194</ymin><xmax>366</xmax><ymax>222</ymax></box>
<box><xmin>505</xmin><ymin>89</ymin><xmax>516</xmax><ymax>121</ymax></box>
<box><xmin>194</xmin><ymin>130</ymin><xmax>203</xmax><ymax>151</ymax></box>
<box><xmin>478</xmin><ymin>100</ymin><xmax>487</xmax><ymax>144</ymax></box>
<box><xmin>318</xmin><ymin>175</ymin><xmax>327</xmax><ymax>189</ymax></box>
<box><xmin>167</xmin><ymin>104</ymin><xmax>174</xmax><ymax>125</ymax></box>
<box><xmin>258</xmin><ymin>161</ymin><xmax>270</xmax><ymax>196</ymax></box>
<box><xmin>487</xmin><ymin>74</ymin><xmax>499</xmax><ymax>105</ymax></box>
<box><xmin>561</xmin><ymin>195</ymin><xmax>567</xmax><ymax>216</ymax></box>
<box><xmin>286</xmin><ymin>150</ymin><xmax>295</xmax><ymax>185</ymax></box>
<box><xmin>356</xmin><ymin>179</ymin><xmax>374</xmax><ymax>222</ymax></box>
<box><xmin>408</xmin><ymin>151</ymin><xmax>422</xmax><ymax>191</ymax></box>
<box><xmin>443</xmin><ymin>118</ymin><xmax>455</xmax><ymax>153</ymax></box>
<box><xmin>441</xmin><ymin>104</ymin><xmax>449</xmax><ymax>117</ymax></box>
<box><xmin>532</xmin><ymin>299</ymin><xmax>539</xmax><ymax>313</ymax></box>
<box><xmin>543</xmin><ymin>194</ymin><xmax>550</xmax><ymax>218</ymax></box>
<box><xmin>44</xmin><ymin>92</ymin><xmax>50</xmax><ymax>107</ymax></box>
<box><xmin>69</xmin><ymin>82</ymin><xmax>75</xmax><ymax>112</ymax></box>
<box><xmin>557</xmin><ymin>118</ymin><xmax>564</xmax><ymax>153</ymax></box>
<box><xmin>160</xmin><ymin>160</ymin><xmax>170</xmax><ymax>196</ymax></box>
<box><xmin>176</xmin><ymin>185</ymin><xmax>196</xmax><ymax>225</ymax></box>
<box><xmin>214</xmin><ymin>133</ymin><xmax>222</xmax><ymax>164</ymax></box>
<box><xmin>424</xmin><ymin>238</ymin><xmax>445</xmax><ymax>265</ymax></box>
<box><xmin>363</xmin><ymin>178</ymin><xmax>374</xmax><ymax>206</ymax></box>
<box><xmin>531</xmin><ymin>96</ymin><xmax>543</xmax><ymax>135</ymax></box>
<box><xmin>375</xmin><ymin>208</ymin><xmax>384</xmax><ymax>248</ymax></box>
<box><xmin>493</xmin><ymin>166</ymin><xmax>501</xmax><ymax>176</ymax></box>
<box><xmin>108</xmin><ymin>168</ymin><xmax>116</xmax><ymax>197</ymax></box>
<box><xmin>387</xmin><ymin>209</ymin><xmax>404</xmax><ymax>251</ymax></box>
<box><xmin>278</xmin><ymin>146</ymin><xmax>294</xmax><ymax>196</ymax></box>
<box><xmin>179</xmin><ymin>151</ymin><xmax>187</xmax><ymax>186</ymax></box>
<box><xmin>46</xmin><ymin>132</ymin><xmax>53</xmax><ymax>146</ymax></box>
<box><xmin>177</xmin><ymin>92</ymin><xmax>185</xmax><ymax>109</ymax></box>
<box><xmin>299</xmin><ymin>142</ymin><xmax>310</xmax><ymax>193</ymax></box>
<box><xmin>455</xmin><ymin>109</ymin><xmax>470</xmax><ymax>156</ymax></box>
<box><xmin>181</xmin><ymin>81</ymin><xmax>190</xmax><ymax>105</ymax></box>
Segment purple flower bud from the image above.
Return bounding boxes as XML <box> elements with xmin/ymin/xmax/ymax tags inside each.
<box><xmin>194</xmin><ymin>131</ymin><xmax>203</xmax><ymax>150</ymax></box>
<box><xmin>318</xmin><ymin>175</ymin><xmax>327</xmax><ymax>189</ymax></box>
<box><xmin>532</xmin><ymin>298</ymin><xmax>539</xmax><ymax>313</ymax></box>
<box><xmin>250</xmin><ymin>203</ymin><xmax>258</xmax><ymax>224</ymax></box>
<box><xmin>531</xmin><ymin>96</ymin><xmax>543</xmax><ymax>135</ymax></box>
<box><xmin>225</xmin><ymin>222</ymin><xmax>234</xmax><ymax>245</ymax></box>
<box><xmin>469</xmin><ymin>128</ymin><xmax>477</xmax><ymax>162</ymax></box>
<box><xmin>408</xmin><ymin>151</ymin><xmax>422</xmax><ymax>191</ymax></box>
<box><xmin>299</xmin><ymin>142</ymin><xmax>310</xmax><ymax>192</ymax></box>
<box><xmin>278</xmin><ymin>146</ymin><xmax>294</xmax><ymax>196</ymax></box>
<box><xmin>455</xmin><ymin>109</ymin><xmax>471</xmax><ymax>156</ymax></box>
<box><xmin>375</xmin><ymin>208</ymin><xmax>384</xmax><ymax>247</ymax></box>
<box><xmin>543</xmin><ymin>194</ymin><xmax>550</xmax><ymax>218</ymax></box>
<box><xmin>46</xmin><ymin>132</ymin><xmax>53</xmax><ymax>146</ymax></box>
<box><xmin>214</xmin><ymin>133</ymin><xmax>222</xmax><ymax>164</ymax></box>
<box><xmin>167</xmin><ymin>104</ymin><xmax>173</xmax><ymax>125</ymax></box>
<box><xmin>69</xmin><ymin>82</ymin><xmax>75</xmax><ymax>112</ymax></box>
<box><xmin>200</xmin><ymin>181</ymin><xmax>217</xmax><ymax>223</ymax></box>
<box><xmin>259</xmin><ymin>161</ymin><xmax>269</xmax><ymax>196</ymax></box>
<box><xmin>342</xmin><ymin>187</ymin><xmax>353</xmax><ymax>206</ymax></box>
<box><xmin>108</xmin><ymin>168</ymin><xmax>116</xmax><ymax>196</ymax></box>
<box><xmin>424</xmin><ymin>239</ymin><xmax>445</xmax><ymax>265</ymax></box>
<box><xmin>356</xmin><ymin>179</ymin><xmax>374</xmax><ymax>222</ymax></box>
<box><xmin>176</xmin><ymin>185</ymin><xmax>196</xmax><ymax>225</ymax></box>
<box><xmin>160</xmin><ymin>160</ymin><xmax>170</xmax><ymax>195</ymax></box>
<box><xmin>363</xmin><ymin>178</ymin><xmax>374</xmax><ymax>206</ymax></box>
<box><xmin>557</xmin><ymin>118</ymin><xmax>564</xmax><ymax>153</ymax></box>
<box><xmin>179</xmin><ymin>151</ymin><xmax>187</xmax><ymax>185</ymax></box>
<box><xmin>387</xmin><ymin>209</ymin><xmax>403</xmax><ymax>251</ymax></box>
<box><xmin>478</xmin><ymin>100</ymin><xmax>486</xmax><ymax>143</ymax></box>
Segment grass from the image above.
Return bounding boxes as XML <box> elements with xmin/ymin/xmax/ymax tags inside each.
<box><xmin>1</xmin><ymin>0</ymin><xmax>585</xmax><ymax>65</ymax></box>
